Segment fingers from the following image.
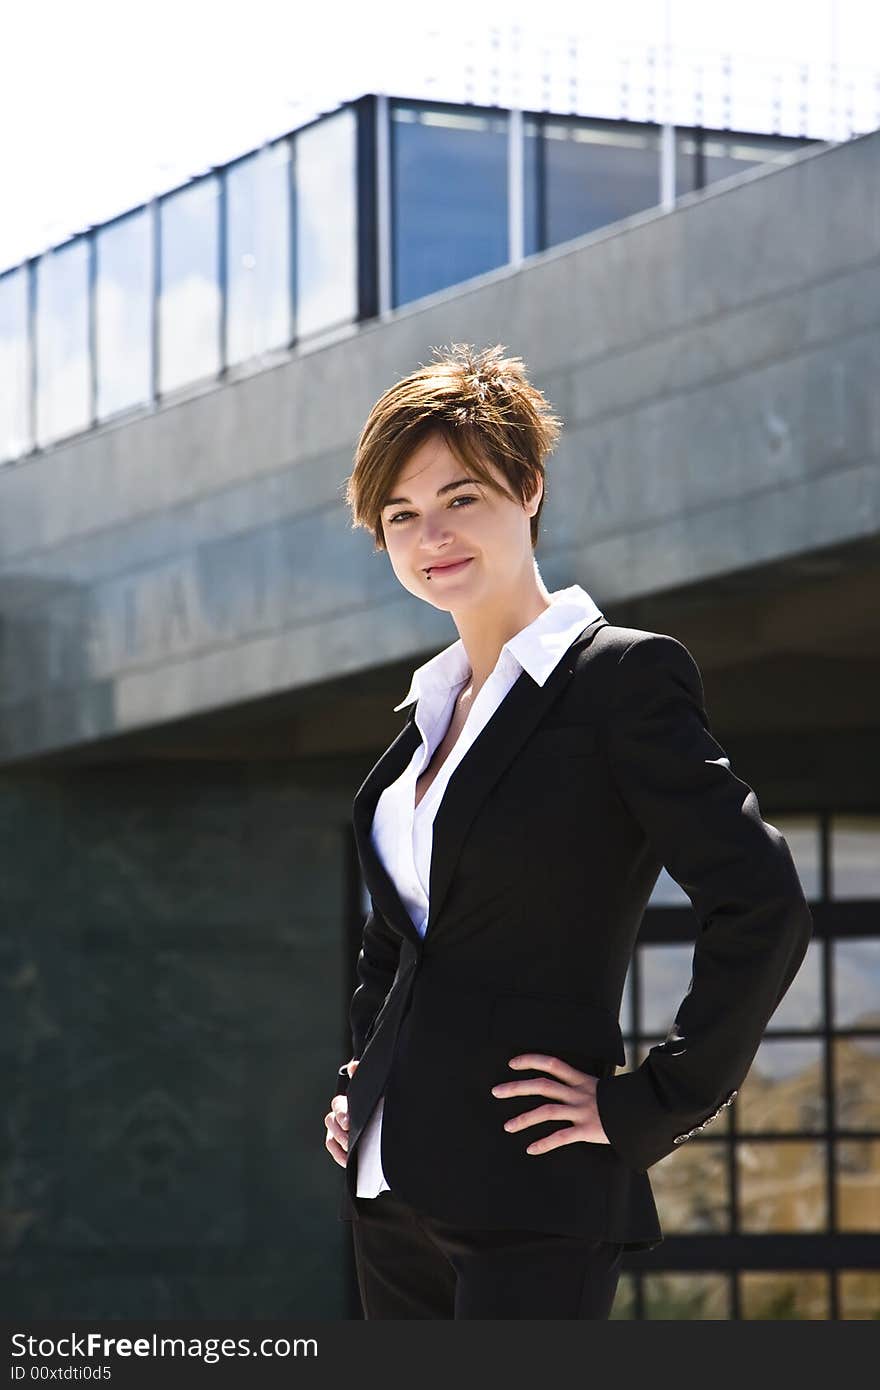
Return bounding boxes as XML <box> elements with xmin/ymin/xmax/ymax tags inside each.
<box><xmin>503</xmin><ymin>1102</ymin><xmax>574</xmax><ymax>1133</ymax></box>
<box><xmin>324</xmin><ymin>1097</ymin><xmax>350</xmax><ymax>1168</ymax></box>
<box><xmin>325</xmin><ymin>1133</ymin><xmax>348</xmax><ymax>1168</ymax></box>
<box><xmin>491</xmin><ymin>1076</ymin><xmax>571</xmax><ymax>1101</ymax></box>
<box><xmin>506</xmin><ymin>1054</ymin><xmax>588</xmax><ymax>1085</ymax></box>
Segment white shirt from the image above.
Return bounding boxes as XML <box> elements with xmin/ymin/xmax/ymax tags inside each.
<box><xmin>355</xmin><ymin>582</ymin><xmax>604</xmax><ymax>1197</ymax></box>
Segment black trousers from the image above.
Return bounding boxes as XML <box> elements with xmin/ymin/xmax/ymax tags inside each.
<box><xmin>350</xmin><ymin>1189</ymin><xmax>625</xmax><ymax>1319</ymax></box>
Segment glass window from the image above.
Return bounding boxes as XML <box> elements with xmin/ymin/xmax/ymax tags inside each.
<box><xmin>524</xmin><ymin>117</ymin><xmax>661</xmax><ymax>256</ymax></box>
<box><xmin>651</xmin><ymin>1141</ymin><xmax>731</xmax><ymax>1233</ymax></box>
<box><xmin>767</xmin><ymin>814</ymin><xmax>822</xmax><ymax>901</ymax></box>
<box><xmin>158</xmin><ymin>176</ymin><xmax>221</xmax><ymax>394</ymax></box>
<box><xmin>643</xmin><ymin>1273</ymin><xmax>731</xmax><ymax>1320</ymax></box>
<box><xmin>294</xmin><ymin>108</ymin><xmax>357</xmax><ymax>340</ymax></box>
<box><xmin>621</xmin><ymin>1041</ymin><xmax>638</xmax><ymax>1074</ymax></box>
<box><xmin>833</xmin><ymin>939</ymin><xmax>880</xmax><ymax>1029</ymax></box>
<box><xmin>739</xmin><ymin>1270</ymin><xmax>830</xmax><ymax>1320</ymax></box>
<box><xmin>647</xmin><ymin>865</ymin><xmax>690</xmax><ymax>908</ymax></box>
<box><xmin>609</xmin><ymin>1272</ymin><xmax>636</xmax><ymax>1319</ymax></box>
<box><xmin>391</xmin><ymin>102</ymin><xmax>508</xmax><ymax>308</ymax></box>
<box><xmin>830</xmin><ymin>815</ymin><xmax>880</xmax><ymax>899</ymax></box>
<box><xmin>0</xmin><ymin>267</ymin><xmax>30</xmax><ymax>462</ymax></box>
<box><xmin>835</xmin><ymin>1140</ymin><xmax>880</xmax><ymax>1232</ymax></box>
<box><xmin>838</xmin><ymin>1270</ymin><xmax>880</xmax><ymax>1319</ymax></box>
<box><xmin>767</xmin><ymin>939</ymin><xmax>824</xmax><ymax>1032</ymax></box>
<box><xmin>699</xmin><ymin>133</ymin><xmax>809</xmax><ymax>189</ymax></box>
<box><xmin>676</xmin><ymin>130</ymin><xmax>812</xmax><ymax>196</ymax></box>
<box><xmin>226</xmin><ymin>142</ymin><xmax>292</xmax><ymax>364</ymax></box>
<box><xmin>833</xmin><ymin>1037</ymin><xmax>880</xmax><ymax>1131</ymax></box>
<box><xmin>639</xmin><ymin>943</ymin><xmax>693</xmax><ymax>1035</ymax></box>
<box><xmin>739</xmin><ymin>1039</ymin><xmax>826</xmax><ymax>1134</ymax></box>
<box><xmin>35</xmin><ymin>238</ymin><xmax>91</xmax><ymax>446</ymax></box>
<box><xmin>95</xmin><ymin>209</ymin><xmax>152</xmax><ymax>419</ymax></box>
<box><xmin>737</xmin><ymin>1140</ymin><xmax>828</xmax><ymax>1232</ymax></box>
<box><xmin>675</xmin><ymin>129</ymin><xmax>699</xmax><ymax>197</ymax></box>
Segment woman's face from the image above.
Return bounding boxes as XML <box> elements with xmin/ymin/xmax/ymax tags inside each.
<box><xmin>379</xmin><ymin>432</ymin><xmax>541</xmax><ymax>614</ymax></box>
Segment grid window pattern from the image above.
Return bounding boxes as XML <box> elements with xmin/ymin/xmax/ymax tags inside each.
<box><xmin>0</xmin><ymin>100</ymin><xmax>818</xmax><ymax>467</ymax></box>
<box><xmin>615</xmin><ymin>810</ymin><xmax>880</xmax><ymax>1318</ymax></box>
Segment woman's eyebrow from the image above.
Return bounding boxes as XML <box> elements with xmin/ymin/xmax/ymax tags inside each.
<box><xmin>383</xmin><ymin>477</ymin><xmax>483</xmax><ymax>508</ymax></box>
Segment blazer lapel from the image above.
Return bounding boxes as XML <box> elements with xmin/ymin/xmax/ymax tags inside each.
<box><xmin>353</xmin><ymin>615</ymin><xmax>608</xmax><ymax>948</ymax></box>
<box><xmin>352</xmin><ymin>707</ymin><xmax>423</xmax><ymax>944</ymax></box>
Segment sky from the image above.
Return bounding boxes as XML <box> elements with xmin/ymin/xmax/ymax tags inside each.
<box><xmin>2</xmin><ymin>0</ymin><xmax>877</xmax><ymax>274</ymax></box>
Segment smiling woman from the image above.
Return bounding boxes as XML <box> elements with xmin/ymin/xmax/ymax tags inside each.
<box><xmin>343</xmin><ymin>341</ymin><xmax>559</xmax><ymax>552</ymax></box>
<box><xmin>326</xmin><ymin>341</ymin><xmax>813</xmax><ymax>1321</ymax></box>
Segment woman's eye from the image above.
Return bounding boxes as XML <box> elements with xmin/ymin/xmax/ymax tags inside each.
<box><xmin>387</xmin><ymin>496</ymin><xmax>478</xmax><ymax>525</ymax></box>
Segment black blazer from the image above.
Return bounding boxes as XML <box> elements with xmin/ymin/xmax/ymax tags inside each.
<box><xmin>334</xmin><ymin>616</ymin><xmax>813</xmax><ymax>1250</ymax></box>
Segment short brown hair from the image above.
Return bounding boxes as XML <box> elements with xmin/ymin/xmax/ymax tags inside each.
<box><xmin>343</xmin><ymin>342</ymin><xmax>562</xmax><ymax>553</ymax></box>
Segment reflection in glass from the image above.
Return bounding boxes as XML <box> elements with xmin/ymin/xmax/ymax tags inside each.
<box><xmin>836</xmin><ymin>1140</ymin><xmax>880</xmax><ymax>1232</ymax></box>
<box><xmin>95</xmin><ymin>210</ymin><xmax>152</xmax><ymax>418</ymax></box>
<box><xmin>651</xmin><ymin>1141</ymin><xmax>731</xmax><ymax>1233</ymax></box>
<box><xmin>609</xmin><ymin>1272</ymin><xmax>635</xmax><ymax>1319</ymax></box>
<box><xmin>838</xmin><ymin>1269</ymin><xmax>880</xmax><ymax>1319</ymax></box>
<box><xmin>226</xmin><ymin>142</ymin><xmax>292</xmax><ymax>363</ymax></box>
<box><xmin>767</xmin><ymin>814</ymin><xmax>821</xmax><ymax>901</ymax></box>
<box><xmin>391</xmin><ymin>103</ymin><xmax>508</xmax><ymax>307</ymax></box>
<box><xmin>524</xmin><ymin>117</ymin><xmax>661</xmax><ymax>256</ymax></box>
<box><xmin>294</xmin><ymin>108</ymin><xmax>357</xmax><ymax>339</ymax></box>
<box><xmin>35</xmin><ymin>239</ymin><xmax>91</xmax><ymax>446</ymax></box>
<box><xmin>647</xmin><ymin>865</ymin><xmax>690</xmax><ymax>908</ymax></box>
<box><xmin>639</xmin><ymin>943</ymin><xmax>693</xmax><ymax>1035</ymax></box>
<box><xmin>737</xmin><ymin>1140</ymin><xmax>827</xmax><ymax>1232</ymax></box>
<box><xmin>831</xmin><ymin>815</ymin><xmax>880</xmax><ymax>899</ymax></box>
<box><xmin>676</xmin><ymin>131</ymin><xmax>810</xmax><ymax>196</ymax></box>
<box><xmin>675</xmin><ymin>129</ymin><xmax>699</xmax><ymax>196</ymax></box>
<box><xmin>740</xmin><ymin>1271</ymin><xmax>829</xmax><ymax>1320</ymax></box>
<box><xmin>833</xmin><ymin>1037</ymin><xmax>880</xmax><ymax>1131</ymax></box>
<box><xmin>833</xmin><ymin>939</ymin><xmax>880</xmax><ymax>1029</ymax></box>
<box><xmin>0</xmin><ymin>268</ymin><xmax>30</xmax><ymax>461</ymax></box>
<box><xmin>644</xmin><ymin>1273</ymin><xmax>730</xmax><ymax>1320</ymax></box>
<box><xmin>158</xmin><ymin>176</ymin><xmax>221</xmax><ymax>394</ymax></box>
<box><xmin>739</xmin><ymin>1039</ymin><xmax>825</xmax><ymax>1134</ymax></box>
<box><xmin>766</xmin><ymin>939</ymin><xmax>823</xmax><ymax>1031</ymax></box>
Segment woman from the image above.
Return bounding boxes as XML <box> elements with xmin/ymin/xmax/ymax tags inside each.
<box><xmin>323</xmin><ymin>343</ymin><xmax>813</xmax><ymax>1320</ymax></box>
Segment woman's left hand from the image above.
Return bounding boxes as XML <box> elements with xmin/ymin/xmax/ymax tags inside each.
<box><xmin>491</xmin><ymin>1054</ymin><xmax>611</xmax><ymax>1154</ymax></box>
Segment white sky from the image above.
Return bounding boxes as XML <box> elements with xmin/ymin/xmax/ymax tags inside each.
<box><xmin>1</xmin><ymin>0</ymin><xmax>876</xmax><ymax>274</ymax></box>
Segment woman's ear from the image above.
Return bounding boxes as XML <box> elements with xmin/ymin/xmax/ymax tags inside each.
<box><xmin>524</xmin><ymin>476</ymin><xmax>544</xmax><ymax>517</ymax></box>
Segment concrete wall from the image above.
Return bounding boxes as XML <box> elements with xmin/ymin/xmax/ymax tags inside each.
<box><xmin>0</xmin><ymin>128</ymin><xmax>878</xmax><ymax>765</ymax></box>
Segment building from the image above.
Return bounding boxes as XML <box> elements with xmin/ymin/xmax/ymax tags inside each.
<box><xmin>0</xmin><ymin>93</ymin><xmax>878</xmax><ymax>1319</ymax></box>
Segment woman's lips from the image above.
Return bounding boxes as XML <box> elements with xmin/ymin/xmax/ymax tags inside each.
<box><xmin>426</xmin><ymin>558</ymin><xmax>473</xmax><ymax>577</ymax></box>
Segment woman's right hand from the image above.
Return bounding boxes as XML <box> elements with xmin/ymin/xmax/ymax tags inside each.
<box><xmin>324</xmin><ymin>1058</ymin><xmax>358</xmax><ymax>1167</ymax></box>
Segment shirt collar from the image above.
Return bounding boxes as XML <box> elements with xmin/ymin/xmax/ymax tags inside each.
<box><xmin>392</xmin><ymin>584</ymin><xmax>603</xmax><ymax>711</ymax></box>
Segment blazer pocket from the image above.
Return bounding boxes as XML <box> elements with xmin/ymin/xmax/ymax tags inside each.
<box><xmin>491</xmin><ymin>991</ymin><xmax>625</xmax><ymax>1069</ymax></box>
<box><xmin>527</xmin><ymin>724</ymin><xmax>598</xmax><ymax>757</ymax></box>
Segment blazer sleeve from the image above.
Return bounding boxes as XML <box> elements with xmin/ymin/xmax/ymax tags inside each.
<box><xmin>594</xmin><ymin>633</ymin><xmax>813</xmax><ymax>1172</ymax></box>
<box><xmin>334</xmin><ymin>898</ymin><xmax>402</xmax><ymax>1097</ymax></box>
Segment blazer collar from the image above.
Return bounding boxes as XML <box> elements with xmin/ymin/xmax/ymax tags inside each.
<box><xmin>352</xmin><ymin>614</ymin><xmax>608</xmax><ymax>947</ymax></box>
